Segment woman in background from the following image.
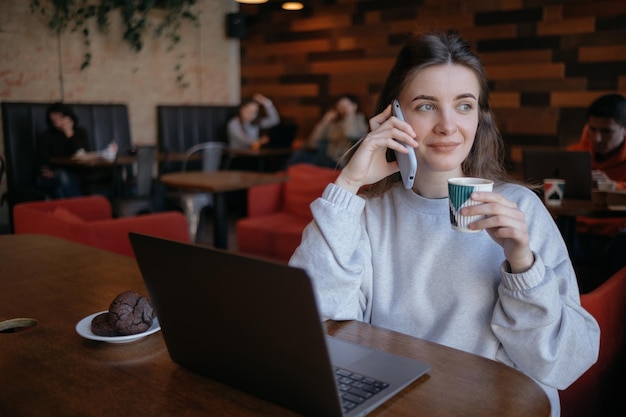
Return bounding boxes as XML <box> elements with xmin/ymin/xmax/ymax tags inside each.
<box><xmin>227</xmin><ymin>93</ymin><xmax>280</xmax><ymax>150</ymax></box>
<box><xmin>36</xmin><ymin>102</ymin><xmax>89</xmax><ymax>198</ymax></box>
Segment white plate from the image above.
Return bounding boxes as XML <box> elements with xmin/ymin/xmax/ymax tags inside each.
<box><xmin>75</xmin><ymin>311</ymin><xmax>160</xmax><ymax>344</ymax></box>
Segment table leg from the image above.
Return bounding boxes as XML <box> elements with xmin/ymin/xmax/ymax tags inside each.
<box><xmin>213</xmin><ymin>193</ymin><xmax>228</xmax><ymax>249</ymax></box>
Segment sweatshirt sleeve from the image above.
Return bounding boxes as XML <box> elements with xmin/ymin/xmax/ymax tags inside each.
<box><xmin>307</xmin><ymin>119</ymin><xmax>330</xmax><ymax>149</ymax></box>
<box><xmin>491</xmin><ymin>189</ymin><xmax>600</xmax><ymax>390</ymax></box>
<box><xmin>258</xmin><ymin>101</ymin><xmax>280</xmax><ymax>129</ymax></box>
<box><xmin>227</xmin><ymin>117</ymin><xmax>254</xmax><ymax>149</ymax></box>
<box><xmin>289</xmin><ymin>183</ymin><xmax>372</xmax><ymax>321</ymax></box>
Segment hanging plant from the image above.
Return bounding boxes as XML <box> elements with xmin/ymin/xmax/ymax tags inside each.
<box><xmin>30</xmin><ymin>0</ymin><xmax>198</xmax><ymax>88</ymax></box>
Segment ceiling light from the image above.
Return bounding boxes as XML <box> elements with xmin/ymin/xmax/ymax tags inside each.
<box><xmin>282</xmin><ymin>2</ymin><xmax>304</xmax><ymax>10</ymax></box>
<box><xmin>236</xmin><ymin>0</ymin><xmax>268</xmax><ymax>4</ymax></box>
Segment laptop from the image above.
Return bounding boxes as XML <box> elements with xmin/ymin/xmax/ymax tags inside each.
<box><xmin>522</xmin><ymin>149</ymin><xmax>593</xmax><ymax>200</ymax></box>
<box><xmin>129</xmin><ymin>233</ymin><xmax>430</xmax><ymax>417</ymax></box>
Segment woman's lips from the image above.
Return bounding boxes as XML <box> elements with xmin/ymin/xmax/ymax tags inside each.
<box><xmin>428</xmin><ymin>142</ymin><xmax>460</xmax><ymax>151</ymax></box>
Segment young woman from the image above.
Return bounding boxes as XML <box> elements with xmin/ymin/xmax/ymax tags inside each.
<box><xmin>36</xmin><ymin>102</ymin><xmax>89</xmax><ymax>198</ymax></box>
<box><xmin>227</xmin><ymin>93</ymin><xmax>280</xmax><ymax>150</ymax></box>
<box><xmin>289</xmin><ymin>30</ymin><xmax>599</xmax><ymax>416</ymax></box>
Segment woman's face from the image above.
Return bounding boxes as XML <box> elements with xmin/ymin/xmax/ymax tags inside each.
<box><xmin>398</xmin><ymin>63</ymin><xmax>480</xmax><ymax>176</ymax></box>
<box><xmin>240</xmin><ymin>102</ymin><xmax>260</xmax><ymax>123</ymax></box>
<box><xmin>49</xmin><ymin>111</ymin><xmax>74</xmax><ymax>131</ymax></box>
<box><xmin>335</xmin><ymin>97</ymin><xmax>357</xmax><ymax>118</ymax></box>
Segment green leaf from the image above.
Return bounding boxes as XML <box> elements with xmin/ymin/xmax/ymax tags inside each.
<box><xmin>30</xmin><ymin>0</ymin><xmax>199</xmax><ymax>86</ymax></box>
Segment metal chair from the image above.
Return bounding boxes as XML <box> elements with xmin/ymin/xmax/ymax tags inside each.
<box><xmin>168</xmin><ymin>142</ymin><xmax>226</xmax><ymax>242</ymax></box>
<box><xmin>111</xmin><ymin>146</ymin><xmax>159</xmax><ymax>217</ymax></box>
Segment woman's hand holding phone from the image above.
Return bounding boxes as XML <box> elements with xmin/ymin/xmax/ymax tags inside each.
<box><xmin>335</xmin><ymin>104</ymin><xmax>417</xmax><ymax>193</ymax></box>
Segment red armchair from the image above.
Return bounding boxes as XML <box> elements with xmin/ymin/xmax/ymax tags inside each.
<box><xmin>236</xmin><ymin>164</ymin><xmax>340</xmax><ymax>262</ymax></box>
<box><xmin>13</xmin><ymin>195</ymin><xmax>189</xmax><ymax>257</ymax></box>
<box><xmin>560</xmin><ymin>266</ymin><xmax>626</xmax><ymax>417</ymax></box>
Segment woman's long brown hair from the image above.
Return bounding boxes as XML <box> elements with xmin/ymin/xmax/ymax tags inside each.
<box><xmin>346</xmin><ymin>30</ymin><xmax>513</xmax><ymax>197</ymax></box>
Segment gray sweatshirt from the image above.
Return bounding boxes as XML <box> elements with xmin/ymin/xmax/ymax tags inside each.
<box><xmin>289</xmin><ymin>181</ymin><xmax>600</xmax><ymax>417</ymax></box>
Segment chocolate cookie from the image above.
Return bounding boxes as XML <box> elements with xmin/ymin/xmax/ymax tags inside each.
<box><xmin>91</xmin><ymin>312</ymin><xmax>117</xmax><ymax>337</ymax></box>
<box><xmin>108</xmin><ymin>290</ymin><xmax>155</xmax><ymax>336</ymax></box>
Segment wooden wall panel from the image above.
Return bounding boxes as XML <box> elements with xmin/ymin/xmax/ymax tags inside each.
<box><xmin>551</xmin><ymin>91</ymin><xmax>626</xmax><ymax>108</ymax></box>
<box><xmin>244</xmin><ymin>40</ymin><xmax>332</xmax><ymax>58</ymax></box>
<box><xmin>240</xmin><ymin>0</ymin><xmax>626</xmax><ymax>149</ymax></box>
<box><xmin>480</xmin><ymin>49</ymin><xmax>553</xmax><ymax>65</ymax></box>
<box><xmin>536</xmin><ymin>18</ymin><xmax>595</xmax><ymax>36</ymax></box>
<box><xmin>579</xmin><ymin>45</ymin><xmax>626</xmax><ymax>63</ymax></box>
<box><xmin>491</xmin><ymin>92</ymin><xmax>521</xmax><ymax>108</ymax></box>
<box><xmin>486</xmin><ymin>63</ymin><xmax>565</xmax><ymax>80</ymax></box>
<box><xmin>499</xmin><ymin>107</ymin><xmax>560</xmax><ymax>135</ymax></box>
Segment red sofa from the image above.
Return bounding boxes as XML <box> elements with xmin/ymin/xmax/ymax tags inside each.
<box><xmin>13</xmin><ymin>195</ymin><xmax>189</xmax><ymax>257</ymax></box>
<box><xmin>560</xmin><ymin>266</ymin><xmax>626</xmax><ymax>417</ymax></box>
<box><xmin>236</xmin><ymin>164</ymin><xmax>340</xmax><ymax>262</ymax></box>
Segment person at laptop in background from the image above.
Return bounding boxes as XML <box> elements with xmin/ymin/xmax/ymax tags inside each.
<box><xmin>288</xmin><ymin>94</ymin><xmax>368</xmax><ymax>168</ymax></box>
<box><xmin>36</xmin><ymin>102</ymin><xmax>89</xmax><ymax>198</ymax></box>
<box><xmin>568</xmin><ymin>93</ymin><xmax>626</xmax><ymax>189</ymax></box>
<box><xmin>227</xmin><ymin>93</ymin><xmax>280</xmax><ymax>151</ymax></box>
<box><xmin>567</xmin><ymin>93</ymin><xmax>626</xmax><ymax>276</ymax></box>
<box><xmin>289</xmin><ymin>30</ymin><xmax>599</xmax><ymax>417</ymax></box>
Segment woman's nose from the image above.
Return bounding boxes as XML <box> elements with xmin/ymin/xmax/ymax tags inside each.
<box><xmin>435</xmin><ymin>110</ymin><xmax>458</xmax><ymax>135</ymax></box>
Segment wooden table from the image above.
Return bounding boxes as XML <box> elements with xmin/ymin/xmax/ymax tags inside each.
<box><xmin>0</xmin><ymin>235</ymin><xmax>550</xmax><ymax>417</ymax></box>
<box><xmin>51</xmin><ymin>154</ymin><xmax>139</xmax><ymax>197</ymax></box>
<box><xmin>224</xmin><ymin>147</ymin><xmax>293</xmax><ymax>171</ymax></box>
<box><xmin>160</xmin><ymin>170</ymin><xmax>288</xmax><ymax>249</ymax></box>
<box><xmin>51</xmin><ymin>154</ymin><xmax>137</xmax><ymax>167</ymax></box>
<box><xmin>545</xmin><ymin>197</ymin><xmax>626</xmax><ymax>251</ymax></box>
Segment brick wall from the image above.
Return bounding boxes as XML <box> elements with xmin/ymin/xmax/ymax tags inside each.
<box><xmin>239</xmin><ymin>0</ymin><xmax>626</xmax><ymax>154</ymax></box>
<box><xmin>0</xmin><ymin>0</ymin><xmax>239</xmax><ymax>227</ymax></box>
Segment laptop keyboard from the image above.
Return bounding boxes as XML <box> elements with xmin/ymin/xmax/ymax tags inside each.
<box><xmin>335</xmin><ymin>367</ymin><xmax>390</xmax><ymax>413</ymax></box>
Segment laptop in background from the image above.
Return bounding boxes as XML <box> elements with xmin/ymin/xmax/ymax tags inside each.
<box><xmin>522</xmin><ymin>149</ymin><xmax>593</xmax><ymax>200</ymax></box>
<box><xmin>129</xmin><ymin>233</ymin><xmax>430</xmax><ymax>417</ymax></box>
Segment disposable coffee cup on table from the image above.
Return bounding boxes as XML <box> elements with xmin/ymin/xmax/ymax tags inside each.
<box><xmin>597</xmin><ymin>180</ymin><xmax>616</xmax><ymax>192</ymax></box>
<box><xmin>543</xmin><ymin>178</ymin><xmax>565</xmax><ymax>206</ymax></box>
<box><xmin>448</xmin><ymin>177</ymin><xmax>494</xmax><ymax>233</ymax></box>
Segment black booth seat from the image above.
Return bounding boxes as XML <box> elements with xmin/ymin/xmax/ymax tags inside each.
<box><xmin>157</xmin><ymin>104</ymin><xmax>238</xmax><ymax>173</ymax></box>
<box><xmin>1</xmin><ymin>101</ymin><xmax>133</xmax><ymax>230</ymax></box>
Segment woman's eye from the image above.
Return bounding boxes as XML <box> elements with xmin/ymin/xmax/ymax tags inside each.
<box><xmin>417</xmin><ymin>103</ymin><xmax>435</xmax><ymax>111</ymax></box>
<box><xmin>458</xmin><ymin>103</ymin><xmax>473</xmax><ymax>112</ymax></box>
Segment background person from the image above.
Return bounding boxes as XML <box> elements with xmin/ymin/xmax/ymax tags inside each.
<box><xmin>568</xmin><ymin>93</ymin><xmax>626</xmax><ymax>188</ymax></box>
<box><xmin>289</xmin><ymin>30</ymin><xmax>599</xmax><ymax>417</ymax></box>
<box><xmin>227</xmin><ymin>93</ymin><xmax>280</xmax><ymax>150</ymax></box>
<box><xmin>289</xmin><ymin>94</ymin><xmax>368</xmax><ymax>168</ymax></box>
<box><xmin>36</xmin><ymin>102</ymin><xmax>89</xmax><ymax>198</ymax></box>
<box><xmin>567</xmin><ymin>93</ymin><xmax>626</xmax><ymax>276</ymax></box>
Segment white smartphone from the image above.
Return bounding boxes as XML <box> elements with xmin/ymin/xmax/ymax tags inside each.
<box><xmin>392</xmin><ymin>99</ymin><xmax>417</xmax><ymax>189</ymax></box>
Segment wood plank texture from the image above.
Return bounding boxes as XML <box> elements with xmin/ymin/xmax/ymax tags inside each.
<box><xmin>240</xmin><ymin>0</ymin><xmax>626</xmax><ymax>149</ymax></box>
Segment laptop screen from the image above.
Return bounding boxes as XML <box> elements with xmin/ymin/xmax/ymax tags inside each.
<box><xmin>522</xmin><ymin>149</ymin><xmax>592</xmax><ymax>200</ymax></box>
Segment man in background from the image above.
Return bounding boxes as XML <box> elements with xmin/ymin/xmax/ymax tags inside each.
<box><xmin>568</xmin><ymin>93</ymin><xmax>626</xmax><ymax>277</ymax></box>
<box><xmin>569</xmin><ymin>93</ymin><xmax>626</xmax><ymax>188</ymax></box>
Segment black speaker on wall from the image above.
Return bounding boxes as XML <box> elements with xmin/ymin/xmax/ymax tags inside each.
<box><xmin>226</xmin><ymin>12</ymin><xmax>246</xmax><ymax>39</ymax></box>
